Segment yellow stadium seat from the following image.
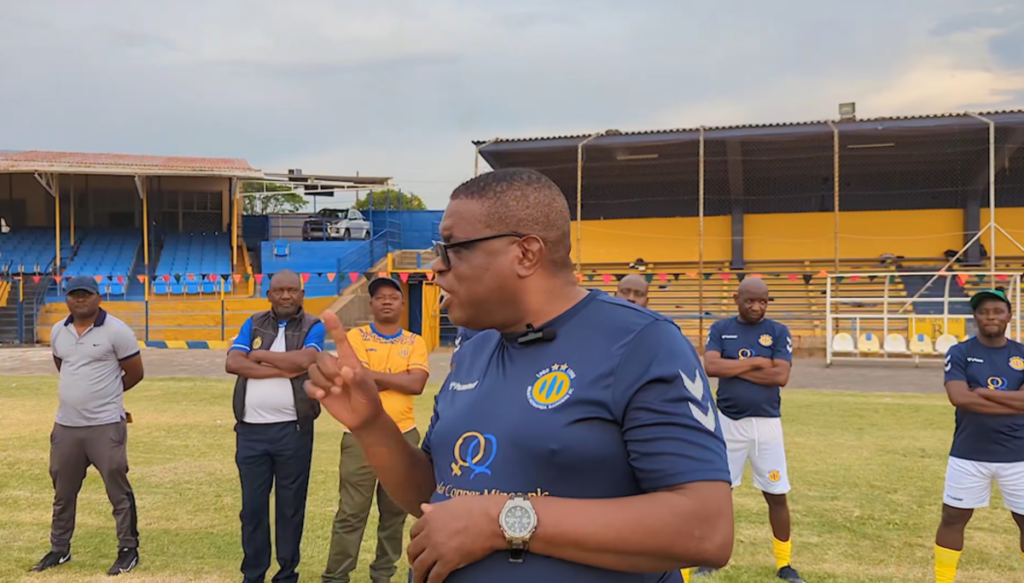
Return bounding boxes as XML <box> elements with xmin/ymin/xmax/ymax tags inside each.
<box><xmin>831</xmin><ymin>332</ymin><xmax>856</xmax><ymax>354</ymax></box>
<box><xmin>935</xmin><ymin>334</ymin><xmax>959</xmax><ymax>355</ymax></box>
<box><xmin>883</xmin><ymin>333</ymin><xmax>909</xmax><ymax>355</ymax></box>
<box><xmin>858</xmin><ymin>332</ymin><xmax>881</xmax><ymax>355</ymax></box>
<box><xmin>909</xmin><ymin>333</ymin><xmax>934</xmax><ymax>355</ymax></box>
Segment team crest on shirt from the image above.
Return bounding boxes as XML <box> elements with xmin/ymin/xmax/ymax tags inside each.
<box><xmin>399</xmin><ymin>348</ymin><xmax>410</xmax><ymax>359</ymax></box>
<box><xmin>527</xmin><ymin>364</ymin><xmax>576</xmax><ymax>410</ymax></box>
<box><xmin>1010</xmin><ymin>356</ymin><xmax>1024</xmax><ymax>371</ymax></box>
<box><xmin>253</xmin><ymin>337</ymin><xmax>263</xmax><ymax>350</ymax></box>
<box><xmin>758</xmin><ymin>334</ymin><xmax>773</xmax><ymax>347</ymax></box>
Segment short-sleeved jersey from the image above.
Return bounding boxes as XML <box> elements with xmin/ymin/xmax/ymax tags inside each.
<box><xmin>419</xmin><ymin>290</ymin><xmax>729</xmax><ymax>582</ymax></box>
<box><xmin>705</xmin><ymin>316</ymin><xmax>792</xmax><ymax>420</ymax></box>
<box><xmin>943</xmin><ymin>337</ymin><xmax>1024</xmax><ymax>463</ymax></box>
<box><xmin>51</xmin><ymin>309</ymin><xmax>141</xmax><ymax>427</ymax></box>
<box><xmin>348</xmin><ymin>324</ymin><xmax>429</xmax><ymax>433</ymax></box>
<box><xmin>230</xmin><ymin>317</ymin><xmax>326</xmax><ymax>424</ymax></box>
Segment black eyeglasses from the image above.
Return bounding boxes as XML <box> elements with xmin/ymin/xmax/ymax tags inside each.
<box><xmin>433</xmin><ymin>233</ymin><xmax>524</xmax><ymax>267</ymax></box>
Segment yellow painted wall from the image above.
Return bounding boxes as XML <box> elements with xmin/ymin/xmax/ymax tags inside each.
<box><xmin>571</xmin><ymin>217</ymin><xmax>732</xmax><ymax>263</ymax></box>
<box><xmin>0</xmin><ymin>174</ymin><xmax>50</xmax><ymax>226</ymax></box>
<box><xmin>981</xmin><ymin>207</ymin><xmax>1024</xmax><ymax>256</ymax></box>
<box><xmin>0</xmin><ymin>173</ymin><xmax>230</xmax><ymax>230</ymax></box>
<box><xmin>744</xmin><ymin>209</ymin><xmax>963</xmax><ymax>261</ymax></box>
<box><xmin>35</xmin><ymin>296</ymin><xmax>338</xmax><ymax>343</ymax></box>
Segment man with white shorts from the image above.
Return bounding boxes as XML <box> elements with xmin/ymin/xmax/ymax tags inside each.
<box><xmin>934</xmin><ymin>288</ymin><xmax>1024</xmax><ymax>583</ymax></box>
<box><xmin>699</xmin><ymin>277</ymin><xmax>804</xmax><ymax>583</ymax></box>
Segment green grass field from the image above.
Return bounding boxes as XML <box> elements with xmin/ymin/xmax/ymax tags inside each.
<box><xmin>1</xmin><ymin>374</ymin><xmax>1022</xmax><ymax>583</ymax></box>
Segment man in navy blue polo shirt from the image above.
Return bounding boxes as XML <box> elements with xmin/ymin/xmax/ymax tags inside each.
<box><xmin>934</xmin><ymin>289</ymin><xmax>1024</xmax><ymax>583</ymax></box>
<box><xmin>701</xmin><ymin>277</ymin><xmax>803</xmax><ymax>583</ymax></box>
<box><xmin>305</xmin><ymin>168</ymin><xmax>734</xmax><ymax>582</ymax></box>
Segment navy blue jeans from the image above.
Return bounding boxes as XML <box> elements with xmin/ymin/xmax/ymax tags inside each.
<box><xmin>236</xmin><ymin>421</ymin><xmax>314</xmax><ymax>583</ymax></box>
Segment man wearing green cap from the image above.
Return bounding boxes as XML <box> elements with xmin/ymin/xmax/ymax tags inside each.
<box><xmin>934</xmin><ymin>288</ymin><xmax>1024</xmax><ymax>583</ymax></box>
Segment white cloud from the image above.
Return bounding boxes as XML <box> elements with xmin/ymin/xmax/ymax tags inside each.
<box><xmin>0</xmin><ymin>1</ymin><xmax>1021</xmax><ymax>211</ymax></box>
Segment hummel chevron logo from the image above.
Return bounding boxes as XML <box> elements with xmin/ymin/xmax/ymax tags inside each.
<box><xmin>786</xmin><ymin>336</ymin><xmax>793</xmax><ymax>354</ymax></box>
<box><xmin>944</xmin><ymin>355</ymin><xmax>951</xmax><ymax>372</ymax></box>
<box><xmin>680</xmin><ymin>369</ymin><xmax>717</xmax><ymax>432</ymax></box>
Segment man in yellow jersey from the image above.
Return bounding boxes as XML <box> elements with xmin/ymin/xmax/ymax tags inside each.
<box><xmin>321</xmin><ymin>276</ymin><xmax>430</xmax><ymax>583</ymax></box>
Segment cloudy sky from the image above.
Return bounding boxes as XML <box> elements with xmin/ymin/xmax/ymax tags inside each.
<box><xmin>1</xmin><ymin>1</ymin><xmax>1022</xmax><ymax>209</ymax></box>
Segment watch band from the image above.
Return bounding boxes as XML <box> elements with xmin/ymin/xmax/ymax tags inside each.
<box><xmin>508</xmin><ymin>540</ymin><xmax>528</xmax><ymax>563</ymax></box>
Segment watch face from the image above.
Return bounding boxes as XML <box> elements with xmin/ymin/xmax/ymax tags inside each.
<box><xmin>502</xmin><ymin>504</ymin><xmax>535</xmax><ymax>537</ymax></box>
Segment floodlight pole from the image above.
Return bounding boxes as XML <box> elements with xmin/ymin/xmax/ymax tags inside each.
<box><xmin>574</xmin><ymin>132</ymin><xmax>602</xmax><ymax>273</ymax></box>
<box><xmin>967</xmin><ymin>112</ymin><xmax>997</xmax><ymax>279</ymax></box>
<box><xmin>826</xmin><ymin>120</ymin><xmax>840</xmax><ymax>274</ymax></box>
<box><xmin>698</xmin><ymin>126</ymin><xmax>706</xmax><ymax>347</ymax></box>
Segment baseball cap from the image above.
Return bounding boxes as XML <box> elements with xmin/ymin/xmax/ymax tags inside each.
<box><xmin>65</xmin><ymin>275</ymin><xmax>100</xmax><ymax>295</ymax></box>
<box><xmin>969</xmin><ymin>288</ymin><xmax>1010</xmax><ymax>311</ymax></box>
<box><xmin>368</xmin><ymin>276</ymin><xmax>402</xmax><ymax>297</ymax></box>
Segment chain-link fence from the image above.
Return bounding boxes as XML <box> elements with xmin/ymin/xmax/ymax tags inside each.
<box><xmin>477</xmin><ymin>113</ymin><xmax>1024</xmax><ymax>271</ymax></box>
<box><xmin>475</xmin><ymin>111</ymin><xmax>1024</xmax><ymax>346</ymax></box>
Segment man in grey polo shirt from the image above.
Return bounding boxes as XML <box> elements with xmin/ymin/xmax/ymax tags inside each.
<box><xmin>30</xmin><ymin>276</ymin><xmax>145</xmax><ymax>576</ymax></box>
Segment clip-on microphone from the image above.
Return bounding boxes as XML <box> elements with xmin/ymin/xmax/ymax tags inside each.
<box><xmin>517</xmin><ymin>323</ymin><xmax>557</xmax><ymax>345</ymax></box>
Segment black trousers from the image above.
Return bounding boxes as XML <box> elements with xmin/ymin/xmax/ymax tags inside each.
<box><xmin>48</xmin><ymin>420</ymin><xmax>139</xmax><ymax>552</ymax></box>
<box><xmin>236</xmin><ymin>421</ymin><xmax>314</xmax><ymax>583</ymax></box>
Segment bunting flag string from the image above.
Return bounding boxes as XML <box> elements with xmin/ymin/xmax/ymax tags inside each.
<box><xmin>326</xmin><ymin>272</ymin><xmax>336</xmax><ymax>283</ymax></box>
<box><xmin>399</xmin><ymin>272</ymin><xmax>410</xmax><ymax>283</ymax></box>
<box><xmin>348</xmin><ymin>272</ymin><xmax>359</xmax><ymax>282</ymax></box>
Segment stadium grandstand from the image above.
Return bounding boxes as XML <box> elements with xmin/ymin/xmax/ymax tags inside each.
<box><xmin>4</xmin><ymin>107</ymin><xmax>1023</xmax><ymax>361</ymax></box>
<box><xmin>0</xmin><ymin>150</ymin><xmax>442</xmax><ymax>347</ymax></box>
<box><xmin>473</xmin><ymin>108</ymin><xmax>1024</xmax><ymax>359</ymax></box>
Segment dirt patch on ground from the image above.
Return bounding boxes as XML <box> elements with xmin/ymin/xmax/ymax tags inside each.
<box><xmin>0</xmin><ymin>346</ymin><xmax>945</xmax><ymax>394</ymax></box>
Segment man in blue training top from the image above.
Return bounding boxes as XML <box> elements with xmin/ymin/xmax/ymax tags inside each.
<box><xmin>701</xmin><ymin>277</ymin><xmax>803</xmax><ymax>583</ymax></box>
<box><xmin>934</xmin><ymin>289</ymin><xmax>1024</xmax><ymax>583</ymax></box>
<box><xmin>225</xmin><ymin>270</ymin><xmax>327</xmax><ymax>583</ymax></box>
<box><xmin>304</xmin><ymin>168</ymin><xmax>735</xmax><ymax>583</ymax></box>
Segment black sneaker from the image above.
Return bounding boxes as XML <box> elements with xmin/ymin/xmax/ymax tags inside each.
<box><xmin>777</xmin><ymin>565</ymin><xmax>805</xmax><ymax>582</ymax></box>
<box><xmin>29</xmin><ymin>549</ymin><xmax>72</xmax><ymax>572</ymax></box>
<box><xmin>107</xmin><ymin>547</ymin><xmax>138</xmax><ymax>576</ymax></box>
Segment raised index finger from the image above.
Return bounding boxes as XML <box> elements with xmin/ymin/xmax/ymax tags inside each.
<box><xmin>320</xmin><ymin>310</ymin><xmax>362</xmax><ymax>370</ymax></box>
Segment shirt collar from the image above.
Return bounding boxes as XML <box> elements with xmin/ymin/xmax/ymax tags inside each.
<box><xmin>370</xmin><ymin>322</ymin><xmax>403</xmax><ymax>339</ymax></box>
<box><xmin>64</xmin><ymin>308</ymin><xmax>107</xmax><ymax>327</ymax></box>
